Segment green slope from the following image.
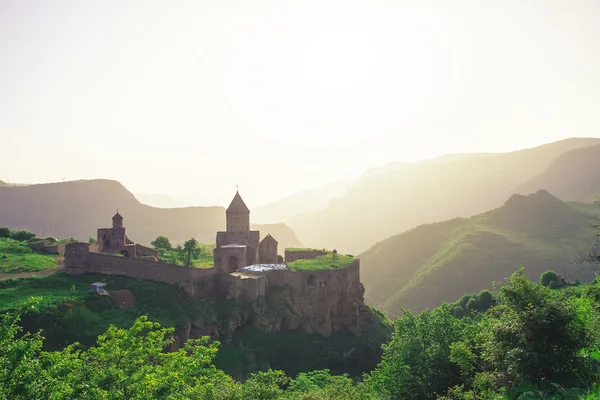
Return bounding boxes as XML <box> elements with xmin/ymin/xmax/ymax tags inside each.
<box><xmin>359</xmin><ymin>190</ymin><xmax>600</xmax><ymax>317</ymax></box>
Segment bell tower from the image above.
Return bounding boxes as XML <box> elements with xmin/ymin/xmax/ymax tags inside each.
<box><xmin>226</xmin><ymin>190</ymin><xmax>250</xmax><ymax>232</ymax></box>
<box><xmin>112</xmin><ymin>211</ymin><xmax>123</xmax><ymax>229</ymax></box>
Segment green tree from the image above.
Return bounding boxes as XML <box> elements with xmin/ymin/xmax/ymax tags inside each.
<box><xmin>539</xmin><ymin>270</ymin><xmax>559</xmax><ymax>287</ymax></box>
<box><xmin>476</xmin><ymin>290</ymin><xmax>494</xmax><ymax>311</ymax></box>
<box><xmin>181</xmin><ymin>238</ymin><xmax>201</xmax><ymax>267</ymax></box>
<box><xmin>0</xmin><ymin>298</ymin><xmax>46</xmax><ymax>399</ymax></box>
<box><xmin>482</xmin><ymin>269</ymin><xmax>591</xmax><ymax>385</ymax></box>
<box><xmin>10</xmin><ymin>229</ymin><xmax>36</xmax><ymax>241</ymax></box>
<box><xmin>370</xmin><ymin>306</ymin><xmax>465</xmax><ymax>399</ymax></box>
<box><xmin>0</xmin><ymin>310</ymin><xmax>241</xmax><ymax>399</ymax></box>
<box><xmin>151</xmin><ymin>235</ymin><xmax>172</xmax><ymax>251</ymax></box>
<box><xmin>88</xmin><ymin>237</ymin><xmax>96</xmax><ymax>245</ymax></box>
<box><xmin>0</xmin><ymin>227</ymin><xmax>10</xmax><ymax>238</ymax></box>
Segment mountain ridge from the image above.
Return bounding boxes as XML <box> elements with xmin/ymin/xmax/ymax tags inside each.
<box><xmin>359</xmin><ymin>190</ymin><xmax>600</xmax><ymax>316</ymax></box>
<box><xmin>515</xmin><ymin>144</ymin><xmax>600</xmax><ymax>201</ymax></box>
<box><xmin>285</xmin><ymin>137</ymin><xmax>600</xmax><ymax>254</ymax></box>
<box><xmin>0</xmin><ymin>179</ymin><xmax>303</xmax><ymax>250</ymax></box>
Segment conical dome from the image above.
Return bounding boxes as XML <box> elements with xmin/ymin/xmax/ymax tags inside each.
<box><xmin>226</xmin><ymin>192</ymin><xmax>249</xmax><ymax>213</ymax></box>
<box><xmin>112</xmin><ymin>211</ymin><xmax>123</xmax><ymax>220</ymax></box>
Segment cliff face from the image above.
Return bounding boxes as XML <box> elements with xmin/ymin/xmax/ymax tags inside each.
<box><xmin>173</xmin><ymin>279</ymin><xmax>372</xmax><ymax>346</ymax></box>
<box><xmin>252</xmin><ymin>279</ymin><xmax>367</xmax><ymax>337</ymax></box>
<box><xmin>11</xmin><ymin>270</ymin><xmax>391</xmax><ymax>380</ymax></box>
<box><xmin>170</xmin><ymin>285</ymin><xmax>390</xmax><ymax>379</ymax></box>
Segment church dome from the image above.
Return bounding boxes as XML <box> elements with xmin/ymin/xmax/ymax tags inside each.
<box><xmin>112</xmin><ymin>211</ymin><xmax>123</xmax><ymax>220</ymax></box>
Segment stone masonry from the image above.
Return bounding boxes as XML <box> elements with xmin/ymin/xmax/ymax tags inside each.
<box><xmin>64</xmin><ymin>190</ymin><xmax>366</xmax><ymax>337</ymax></box>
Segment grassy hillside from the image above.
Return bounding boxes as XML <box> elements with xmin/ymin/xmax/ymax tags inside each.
<box><xmin>0</xmin><ymin>237</ymin><xmax>60</xmax><ymax>273</ymax></box>
<box><xmin>0</xmin><ymin>179</ymin><xmax>303</xmax><ymax>251</ymax></box>
<box><xmin>515</xmin><ymin>144</ymin><xmax>600</xmax><ymax>201</ymax></box>
<box><xmin>359</xmin><ymin>190</ymin><xmax>600</xmax><ymax>317</ymax></box>
<box><xmin>286</xmin><ymin>137</ymin><xmax>600</xmax><ymax>254</ymax></box>
<box><xmin>287</xmin><ymin>253</ymin><xmax>355</xmax><ymax>271</ymax></box>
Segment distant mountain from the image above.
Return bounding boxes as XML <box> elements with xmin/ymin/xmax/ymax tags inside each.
<box><xmin>359</xmin><ymin>190</ymin><xmax>600</xmax><ymax>317</ymax></box>
<box><xmin>287</xmin><ymin>137</ymin><xmax>600</xmax><ymax>254</ymax></box>
<box><xmin>133</xmin><ymin>192</ymin><xmax>188</xmax><ymax>208</ymax></box>
<box><xmin>515</xmin><ymin>144</ymin><xmax>600</xmax><ymax>201</ymax></box>
<box><xmin>251</xmin><ymin>180</ymin><xmax>352</xmax><ymax>224</ymax></box>
<box><xmin>0</xmin><ymin>179</ymin><xmax>303</xmax><ymax>250</ymax></box>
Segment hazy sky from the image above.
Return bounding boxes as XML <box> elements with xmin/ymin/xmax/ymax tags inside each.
<box><xmin>1</xmin><ymin>0</ymin><xmax>599</xmax><ymax>207</ymax></box>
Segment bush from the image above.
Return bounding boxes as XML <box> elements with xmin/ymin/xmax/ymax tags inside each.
<box><xmin>0</xmin><ymin>228</ymin><xmax>10</xmax><ymax>238</ymax></box>
<box><xmin>540</xmin><ymin>270</ymin><xmax>558</xmax><ymax>287</ymax></box>
<box><xmin>10</xmin><ymin>230</ymin><xmax>36</xmax><ymax>241</ymax></box>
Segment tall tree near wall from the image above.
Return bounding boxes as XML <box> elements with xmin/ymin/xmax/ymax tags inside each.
<box><xmin>182</xmin><ymin>238</ymin><xmax>201</xmax><ymax>267</ymax></box>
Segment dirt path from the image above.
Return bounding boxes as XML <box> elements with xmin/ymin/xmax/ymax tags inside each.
<box><xmin>0</xmin><ymin>264</ymin><xmax>64</xmax><ymax>281</ymax></box>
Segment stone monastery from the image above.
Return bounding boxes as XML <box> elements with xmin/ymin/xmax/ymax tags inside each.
<box><xmin>65</xmin><ymin>191</ymin><xmax>365</xmax><ymax>336</ymax></box>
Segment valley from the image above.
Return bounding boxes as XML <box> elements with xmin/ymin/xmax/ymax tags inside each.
<box><xmin>3</xmin><ymin>138</ymin><xmax>600</xmax><ymax>398</ymax></box>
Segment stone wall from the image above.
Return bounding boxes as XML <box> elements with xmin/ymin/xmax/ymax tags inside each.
<box><xmin>216</xmin><ymin>245</ymin><xmax>247</xmax><ymax>273</ymax></box>
<box><xmin>41</xmin><ymin>243</ymin><xmax>65</xmax><ymax>255</ymax></box>
<box><xmin>65</xmin><ymin>243</ymin><xmax>218</xmax><ymax>298</ymax></box>
<box><xmin>284</xmin><ymin>250</ymin><xmax>327</xmax><ymax>263</ymax></box>
<box><xmin>219</xmin><ymin>273</ymin><xmax>267</xmax><ymax>302</ymax></box>
<box><xmin>259</xmin><ymin>237</ymin><xmax>278</xmax><ymax>264</ymax></box>
<box><xmin>135</xmin><ymin>244</ymin><xmax>159</xmax><ymax>258</ymax></box>
<box><xmin>65</xmin><ymin>243</ymin><xmax>365</xmax><ymax>337</ymax></box>
<box><xmin>29</xmin><ymin>240</ymin><xmax>66</xmax><ymax>255</ymax></box>
<box><xmin>259</xmin><ymin>260</ymin><xmax>365</xmax><ymax>337</ymax></box>
<box><xmin>267</xmin><ymin>260</ymin><xmax>360</xmax><ymax>292</ymax></box>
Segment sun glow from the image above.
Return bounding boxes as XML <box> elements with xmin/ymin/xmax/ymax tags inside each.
<box><xmin>223</xmin><ymin>2</ymin><xmax>434</xmax><ymax>146</ymax></box>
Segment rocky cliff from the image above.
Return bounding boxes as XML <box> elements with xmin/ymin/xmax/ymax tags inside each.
<box><xmin>170</xmin><ymin>287</ymin><xmax>389</xmax><ymax>379</ymax></box>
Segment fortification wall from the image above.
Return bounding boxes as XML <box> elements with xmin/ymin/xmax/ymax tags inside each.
<box><xmin>135</xmin><ymin>244</ymin><xmax>159</xmax><ymax>258</ymax></box>
<box><xmin>29</xmin><ymin>240</ymin><xmax>66</xmax><ymax>255</ymax></box>
<box><xmin>260</xmin><ymin>260</ymin><xmax>364</xmax><ymax>337</ymax></box>
<box><xmin>65</xmin><ymin>243</ymin><xmax>218</xmax><ymax>298</ymax></box>
<box><xmin>285</xmin><ymin>250</ymin><xmax>327</xmax><ymax>263</ymax></box>
<box><xmin>219</xmin><ymin>273</ymin><xmax>267</xmax><ymax>302</ymax></box>
<box><xmin>41</xmin><ymin>243</ymin><xmax>65</xmax><ymax>255</ymax></box>
<box><xmin>267</xmin><ymin>260</ymin><xmax>360</xmax><ymax>293</ymax></box>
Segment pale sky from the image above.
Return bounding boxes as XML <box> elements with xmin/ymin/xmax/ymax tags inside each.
<box><xmin>1</xmin><ymin>0</ymin><xmax>599</xmax><ymax>207</ymax></box>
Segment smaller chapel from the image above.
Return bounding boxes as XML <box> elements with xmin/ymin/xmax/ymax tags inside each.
<box><xmin>91</xmin><ymin>212</ymin><xmax>159</xmax><ymax>259</ymax></box>
<box><xmin>213</xmin><ymin>191</ymin><xmax>279</xmax><ymax>273</ymax></box>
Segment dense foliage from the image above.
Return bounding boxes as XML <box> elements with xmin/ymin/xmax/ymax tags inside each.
<box><xmin>151</xmin><ymin>235</ymin><xmax>214</xmax><ymax>268</ymax></box>
<box><xmin>3</xmin><ymin>269</ymin><xmax>600</xmax><ymax>399</ymax></box>
<box><xmin>0</xmin><ymin>227</ymin><xmax>36</xmax><ymax>241</ymax></box>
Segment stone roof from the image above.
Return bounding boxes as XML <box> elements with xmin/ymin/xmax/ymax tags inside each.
<box><xmin>260</xmin><ymin>233</ymin><xmax>278</xmax><ymax>245</ymax></box>
<box><xmin>112</xmin><ymin>212</ymin><xmax>123</xmax><ymax>220</ymax></box>
<box><xmin>226</xmin><ymin>192</ymin><xmax>250</xmax><ymax>213</ymax></box>
<box><xmin>221</xmin><ymin>243</ymin><xmax>247</xmax><ymax>249</ymax></box>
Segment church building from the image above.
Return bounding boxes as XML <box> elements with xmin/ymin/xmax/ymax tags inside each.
<box><xmin>213</xmin><ymin>191</ymin><xmax>279</xmax><ymax>273</ymax></box>
<box><xmin>91</xmin><ymin>212</ymin><xmax>159</xmax><ymax>259</ymax></box>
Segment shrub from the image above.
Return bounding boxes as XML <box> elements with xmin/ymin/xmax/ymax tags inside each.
<box><xmin>539</xmin><ymin>270</ymin><xmax>558</xmax><ymax>287</ymax></box>
<box><xmin>10</xmin><ymin>230</ymin><xmax>36</xmax><ymax>241</ymax></box>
